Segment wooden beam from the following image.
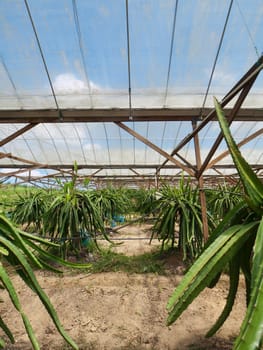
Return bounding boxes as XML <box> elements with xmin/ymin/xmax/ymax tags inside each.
<box><xmin>206</xmin><ymin>128</ymin><xmax>263</xmax><ymax>170</ymax></box>
<box><xmin>0</xmin><ymin>163</ymin><xmax>182</xmax><ymax>169</ymax></box>
<box><xmin>0</xmin><ymin>162</ymin><xmax>261</xmax><ymax>170</ymax></box>
<box><xmin>156</xmin><ymin>57</ymin><xmax>263</xmax><ymax>173</ymax></box>
<box><xmin>114</xmin><ymin>121</ymin><xmax>195</xmax><ymax>177</ymax></box>
<box><xmin>129</xmin><ymin>168</ymin><xmax>141</xmax><ymax>176</ymax></box>
<box><xmin>0</xmin><ymin>107</ymin><xmax>262</xmax><ymax>123</ymax></box>
<box><xmin>0</xmin><ymin>153</ymin><xmax>11</xmax><ymax>160</ymax></box>
<box><xmin>90</xmin><ymin>168</ymin><xmax>103</xmax><ymax>177</ymax></box>
<box><xmin>0</xmin><ymin>123</ymin><xmax>38</xmax><ymax>147</ymax></box>
<box><xmin>0</xmin><ymin>151</ymin><xmax>48</xmax><ymax>167</ymax></box>
<box><xmin>211</xmin><ymin>168</ymin><xmax>238</xmax><ymax>185</ymax></box>
<box><xmin>0</xmin><ymin>152</ymin><xmax>74</xmax><ymax>177</ymax></box>
<box><xmin>197</xmin><ymin>71</ymin><xmax>258</xmax><ymax>178</ymax></box>
<box><xmin>0</xmin><ymin>164</ymin><xmax>43</xmax><ymax>177</ymax></box>
<box><xmin>13</xmin><ymin>171</ymin><xmax>64</xmax><ymax>186</ymax></box>
<box><xmin>192</xmin><ymin>120</ymin><xmax>209</xmax><ymax>241</ymax></box>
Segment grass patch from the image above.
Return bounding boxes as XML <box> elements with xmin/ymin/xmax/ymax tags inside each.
<box><xmin>39</xmin><ymin>243</ymin><xmax>184</xmax><ymax>276</ymax></box>
<box><xmin>89</xmin><ymin>248</ymin><xmax>168</xmax><ymax>274</ymax></box>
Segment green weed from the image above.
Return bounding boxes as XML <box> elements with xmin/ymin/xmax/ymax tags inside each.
<box><xmin>89</xmin><ymin>248</ymin><xmax>167</xmax><ymax>274</ymax></box>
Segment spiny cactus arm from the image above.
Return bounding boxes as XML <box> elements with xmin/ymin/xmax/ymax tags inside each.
<box><xmin>214</xmin><ymin>97</ymin><xmax>263</xmax><ymax>210</ymax></box>
<box><xmin>234</xmin><ymin>218</ymin><xmax>263</xmax><ymax>350</ymax></box>
<box><xmin>166</xmin><ymin>222</ymin><xmax>257</xmax><ymax>326</ymax></box>
<box><xmin>0</xmin><ymin>262</ymin><xmax>40</xmax><ymax>350</ymax></box>
<box><xmin>206</xmin><ymin>255</ymin><xmax>240</xmax><ymax>337</ymax></box>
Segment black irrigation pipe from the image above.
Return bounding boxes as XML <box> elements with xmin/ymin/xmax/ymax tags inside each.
<box><xmin>28</xmin><ymin>234</ymin><xmax>159</xmax><ymax>241</ymax></box>
<box><xmin>98</xmin><ymin>237</ymin><xmax>159</xmax><ymax>241</ymax></box>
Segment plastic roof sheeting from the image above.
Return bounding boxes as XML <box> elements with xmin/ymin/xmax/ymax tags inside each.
<box><xmin>0</xmin><ymin>0</ymin><xmax>263</xmax><ymax>110</ymax></box>
<box><xmin>0</xmin><ymin>0</ymin><xmax>262</xmax><ymax>184</ymax></box>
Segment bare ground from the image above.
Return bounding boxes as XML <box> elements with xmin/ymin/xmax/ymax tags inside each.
<box><xmin>1</xmin><ymin>223</ymin><xmax>246</xmax><ymax>350</ymax></box>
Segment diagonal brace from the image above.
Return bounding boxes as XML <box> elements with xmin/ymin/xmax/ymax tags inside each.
<box><xmin>115</xmin><ymin>121</ymin><xmax>195</xmax><ymax>177</ymax></box>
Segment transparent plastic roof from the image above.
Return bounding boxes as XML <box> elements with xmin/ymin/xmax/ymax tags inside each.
<box><xmin>0</xmin><ymin>0</ymin><xmax>262</xmax><ymax>183</ymax></box>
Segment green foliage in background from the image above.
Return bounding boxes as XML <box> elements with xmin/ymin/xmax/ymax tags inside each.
<box><xmin>90</xmin><ymin>186</ymin><xmax>129</xmax><ymax>224</ymax></box>
<box><xmin>0</xmin><ymin>185</ymin><xmax>28</xmax><ymax>214</ymax></box>
<box><xmin>151</xmin><ymin>177</ymin><xmax>213</xmax><ymax>261</ymax></box>
<box><xmin>130</xmin><ymin>187</ymin><xmax>159</xmax><ymax>216</ymax></box>
<box><xmin>44</xmin><ymin>167</ymin><xmax>105</xmax><ymax>258</ymax></box>
<box><xmin>166</xmin><ymin>98</ymin><xmax>263</xmax><ymax>350</ymax></box>
<box><xmin>11</xmin><ymin>188</ymin><xmax>49</xmax><ymax>233</ymax></box>
<box><xmin>206</xmin><ymin>182</ymin><xmax>243</xmax><ymax>225</ymax></box>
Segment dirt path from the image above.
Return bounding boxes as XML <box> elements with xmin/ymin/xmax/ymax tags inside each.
<box><xmin>100</xmin><ymin>222</ymin><xmax>161</xmax><ymax>255</ymax></box>
<box><xmin>0</xmin><ymin>224</ymin><xmax>246</xmax><ymax>350</ymax></box>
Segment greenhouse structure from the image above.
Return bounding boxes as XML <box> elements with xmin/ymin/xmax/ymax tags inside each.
<box><xmin>0</xmin><ymin>1</ymin><xmax>263</xmax><ymax>349</ymax></box>
<box><xmin>0</xmin><ymin>0</ymin><xmax>262</xmax><ymax>188</ymax></box>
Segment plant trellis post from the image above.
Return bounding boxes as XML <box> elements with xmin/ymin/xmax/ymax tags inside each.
<box><xmin>192</xmin><ymin>120</ymin><xmax>209</xmax><ymax>242</ymax></box>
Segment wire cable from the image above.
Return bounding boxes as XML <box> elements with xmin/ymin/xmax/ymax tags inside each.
<box><xmin>164</xmin><ymin>0</ymin><xmax>179</xmax><ymax>107</ymax></box>
<box><xmin>236</xmin><ymin>0</ymin><xmax>260</xmax><ymax>59</ymax></box>
<box><xmin>200</xmin><ymin>0</ymin><xmax>234</xmax><ymax>118</ymax></box>
<box><xmin>0</xmin><ymin>56</ymin><xmax>22</xmax><ymax>106</ymax></box>
<box><xmin>103</xmin><ymin>123</ymin><xmax>112</xmax><ymax>166</ymax></box>
<box><xmin>72</xmin><ymin>0</ymin><xmax>93</xmax><ymax>107</ymax></box>
<box><xmin>85</xmin><ymin>124</ymin><xmax>97</xmax><ymax>163</ymax></box>
<box><xmin>125</xmin><ymin>0</ymin><xmax>132</xmax><ymax>120</ymax></box>
<box><xmin>125</xmin><ymin>0</ymin><xmax>136</xmax><ymax>164</ymax></box>
<box><xmin>24</xmin><ymin>0</ymin><xmax>61</xmax><ymax>113</ymax></box>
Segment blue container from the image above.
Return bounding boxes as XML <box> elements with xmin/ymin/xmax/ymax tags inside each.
<box><xmin>81</xmin><ymin>237</ymin><xmax>90</xmax><ymax>248</ymax></box>
<box><xmin>79</xmin><ymin>229</ymin><xmax>91</xmax><ymax>248</ymax></box>
<box><xmin>118</xmin><ymin>215</ymin><xmax>125</xmax><ymax>223</ymax></box>
<box><xmin>113</xmin><ymin>215</ymin><xmax>125</xmax><ymax>223</ymax></box>
<box><xmin>110</xmin><ymin>220</ymin><xmax>117</xmax><ymax>228</ymax></box>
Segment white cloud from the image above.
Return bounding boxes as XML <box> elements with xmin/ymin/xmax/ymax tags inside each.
<box><xmin>83</xmin><ymin>143</ymin><xmax>102</xmax><ymax>151</ymax></box>
<box><xmin>211</xmin><ymin>68</ymin><xmax>236</xmax><ymax>87</ymax></box>
<box><xmin>99</xmin><ymin>5</ymin><xmax>110</xmax><ymax>17</ymax></box>
<box><xmin>53</xmin><ymin>73</ymin><xmax>100</xmax><ymax>94</ymax></box>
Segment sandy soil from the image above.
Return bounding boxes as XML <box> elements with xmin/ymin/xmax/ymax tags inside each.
<box><xmin>0</xmin><ymin>223</ymin><xmax>246</xmax><ymax>350</ymax></box>
<box><xmin>101</xmin><ymin>222</ymin><xmax>161</xmax><ymax>256</ymax></box>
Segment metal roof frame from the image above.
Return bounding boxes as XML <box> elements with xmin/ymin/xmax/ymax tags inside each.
<box><xmin>0</xmin><ymin>1</ymin><xmax>262</xmax><ymax>188</ymax></box>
